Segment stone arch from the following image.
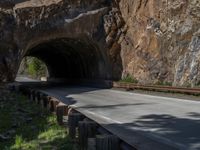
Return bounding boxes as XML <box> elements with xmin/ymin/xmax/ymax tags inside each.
<box><xmin>22</xmin><ymin>37</ymin><xmax>111</xmax><ymax>81</ymax></box>
<box><xmin>0</xmin><ymin>0</ymin><xmax>124</xmax><ymax>82</ymax></box>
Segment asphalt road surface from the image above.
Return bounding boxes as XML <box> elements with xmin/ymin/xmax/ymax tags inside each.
<box><xmin>39</xmin><ymin>86</ymin><xmax>200</xmax><ymax>150</ymax></box>
<box><xmin>15</xmin><ymin>76</ymin><xmax>40</xmax><ymax>82</ymax></box>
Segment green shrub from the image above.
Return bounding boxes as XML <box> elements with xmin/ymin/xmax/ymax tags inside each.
<box><xmin>19</xmin><ymin>57</ymin><xmax>48</xmax><ymax>79</ymax></box>
<box><xmin>120</xmin><ymin>75</ymin><xmax>138</xmax><ymax>84</ymax></box>
<box><xmin>13</xmin><ymin>135</ymin><xmax>23</xmax><ymax>149</ymax></box>
<box><xmin>155</xmin><ymin>81</ymin><xmax>172</xmax><ymax>86</ymax></box>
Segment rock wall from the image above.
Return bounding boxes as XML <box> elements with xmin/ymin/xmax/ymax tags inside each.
<box><xmin>109</xmin><ymin>0</ymin><xmax>200</xmax><ymax>86</ymax></box>
<box><xmin>0</xmin><ymin>0</ymin><xmax>200</xmax><ymax>86</ymax></box>
<box><xmin>0</xmin><ymin>8</ymin><xmax>17</xmax><ymax>81</ymax></box>
<box><xmin>0</xmin><ymin>0</ymin><xmax>112</xmax><ymax>82</ymax></box>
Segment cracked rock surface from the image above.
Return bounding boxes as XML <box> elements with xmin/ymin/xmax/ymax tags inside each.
<box><xmin>107</xmin><ymin>0</ymin><xmax>200</xmax><ymax>86</ymax></box>
<box><xmin>0</xmin><ymin>0</ymin><xmax>200</xmax><ymax>86</ymax></box>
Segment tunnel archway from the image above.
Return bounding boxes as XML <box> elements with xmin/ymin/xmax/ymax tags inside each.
<box><xmin>22</xmin><ymin>38</ymin><xmax>111</xmax><ymax>81</ymax></box>
<box><xmin>17</xmin><ymin>56</ymin><xmax>49</xmax><ymax>81</ymax></box>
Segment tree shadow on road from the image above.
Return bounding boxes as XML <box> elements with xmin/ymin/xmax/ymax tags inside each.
<box><xmin>103</xmin><ymin>113</ymin><xmax>200</xmax><ymax>149</ymax></box>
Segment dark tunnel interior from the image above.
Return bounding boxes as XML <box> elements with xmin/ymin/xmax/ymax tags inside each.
<box><xmin>24</xmin><ymin>38</ymin><xmax>110</xmax><ymax>80</ymax></box>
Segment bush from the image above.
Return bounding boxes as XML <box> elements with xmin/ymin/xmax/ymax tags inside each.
<box><xmin>120</xmin><ymin>74</ymin><xmax>138</xmax><ymax>84</ymax></box>
<box><xmin>18</xmin><ymin>57</ymin><xmax>48</xmax><ymax>79</ymax></box>
<box><xmin>155</xmin><ymin>81</ymin><xmax>172</xmax><ymax>86</ymax></box>
<box><xmin>27</xmin><ymin>57</ymin><xmax>47</xmax><ymax>78</ymax></box>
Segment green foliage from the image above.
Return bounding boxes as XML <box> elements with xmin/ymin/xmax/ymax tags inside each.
<box><xmin>155</xmin><ymin>81</ymin><xmax>172</xmax><ymax>86</ymax></box>
<box><xmin>27</xmin><ymin>57</ymin><xmax>47</xmax><ymax>78</ymax></box>
<box><xmin>182</xmin><ymin>82</ymin><xmax>192</xmax><ymax>88</ymax></box>
<box><xmin>0</xmin><ymin>92</ymin><xmax>75</xmax><ymax>150</ymax></box>
<box><xmin>18</xmin><ymin>57</ymin><xmax>48</xmax><ymax>79</ymax></box>
<box><xmin>13</xmin><ymin>135</ymin><xmax>23</xmax><ymax>149</ymax></box>
<box><xmin>27</xmin><ymin>61</ymin><xmax>36</xmax><ymax>76</ymax></box>
<box><xmin>120</xmin><ymin>74</ymin><xmax>138</xmax><ymax>84</ymax></box>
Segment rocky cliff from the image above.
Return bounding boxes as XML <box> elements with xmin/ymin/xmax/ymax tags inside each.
<box><xmin>110</xmin><ymin>0</ymin><xmax>200</xmax><ymax>86</ymax></box>
<box><xmin>0</xmin><ymin>0</ymin><xmax>200</xmax><ymax>87</ymax></box>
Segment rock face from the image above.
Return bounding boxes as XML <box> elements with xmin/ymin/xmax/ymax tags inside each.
<box><xmin>0</xmin><ymin>0</ymin><xmax>114</xmax><ymax>82</ymax></box>
<box><xmin>109</xmin><ymin>0</ymin><xmax>200</xmax><ymax>86</ymax></box>
<box><xmin>0</xmin><ymin>0</ymin><xmax>200</xmax><ymax>86</ymax></box>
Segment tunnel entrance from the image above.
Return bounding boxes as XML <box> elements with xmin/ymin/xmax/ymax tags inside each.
<box><xmin>17</xmin><ymin>56</ymin><xmax>48</xmax><ymax>81</ymax></box>
<box><xmin>20</xmin><ymin>38</ymin><xmax>111</xmax><ymax>83</ymax></box>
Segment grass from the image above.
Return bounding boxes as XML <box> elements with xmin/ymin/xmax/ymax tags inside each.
<box><xmin>119</xmin><ymin>75</ymin><xmax>138</xmax><ymax>84</ymax></box>
<box><xmin>0</xmin><ymin>88</ymin><xmax>75</xmax><ymax>150</ymax></box>
<box><xmin>155</xmin><ymin>81</ymin><xmax>173</xmax><ymax>86</ymax></box>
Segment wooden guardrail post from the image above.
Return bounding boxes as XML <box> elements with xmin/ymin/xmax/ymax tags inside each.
<box><xmin>96</xmin><ymin>135</ymin><xmax>120</xmax><ymax>150</ymax></box>
<box><xmin>56</xmin><ymin>102</ymin><xmax>68</xmax><ymax>125</ymax></box>
<box><xmin>31</xmin><ymin>90</ymin><xmax>36</xmax><ymax>102</ymax></box>
<box><xmin>46</xmin><ymin>96</ymin><xmax>52</xmax><ymax>110</ymax></box>
<box><xmin>27</xmin><ymin>88</ymin><xmax>32</xmax><ymax>100</ymax></box>
<box><xmin>36</xmin><ymin>91</ymin><xmax>41</xmax><ymax>105</ymax></box>
<box><xmin>68</xmin><ymin>112</ymin><xmax>84</xmax><ymax>139</ymax></box>
<box><xmin>87</xmin><ymin>138</ymin><xmax>96</xmax><ymax>150</ymax></box>
<box><xmin>49</xmin><ymin>98</ymin><xmax>59</xmax><ymax>112</ymax></box>
<box><xmin>41</xmin><ymin>94</ymin><xmax>48</xmax><ymax>108</ymax></box>
<box><xmin>78</xmin><ymin>120</ymin><xmax>97</xmax><ymax>150</ymax></box>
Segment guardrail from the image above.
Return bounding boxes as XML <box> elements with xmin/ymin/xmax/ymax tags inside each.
<box><xmin>8</xmin><ymin>82</ymin><xmax>189</xmax><ymax>150</ymax></box>
<box><xmin>11</xmin><ymin>85</ymin><xmax>135</xmax><ymax>150</ymax></box>
<box><xmin>113</xmin><ymin>82</ymin><xmax>200</xmax><ymax>96</ymax></box>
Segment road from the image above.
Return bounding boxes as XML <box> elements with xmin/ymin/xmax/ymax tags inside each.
<box><xmin>15</xmin><ymin>76</ymin><xmax>40</xmax><ymax>82</ymax></box>
<box><xmin>39</xmin><ymin>86</ymin><xmax>200</xmax><ymax>150</ymax></box>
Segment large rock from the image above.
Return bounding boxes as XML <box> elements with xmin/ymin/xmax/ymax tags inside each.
<box><xmin>108</xmin><ymin>0</ymin><xmax>200</xmax><ymax>86</ymax></box>
<box><xmin>0</xmin><ymin>0</ymin><xmax>200</xmax><ymax>86</ymax></box>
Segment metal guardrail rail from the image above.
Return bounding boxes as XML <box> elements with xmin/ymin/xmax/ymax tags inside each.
<box><xmin>113</xmin><ymin>82</ymin><xmax>200</xmax><ymax>96</ymax></box>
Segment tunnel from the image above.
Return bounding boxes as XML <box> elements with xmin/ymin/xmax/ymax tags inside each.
<box><xmin>22</xmin><ymin>38</ymin><xmax>111</xmax><ymax>82</ymax></box>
